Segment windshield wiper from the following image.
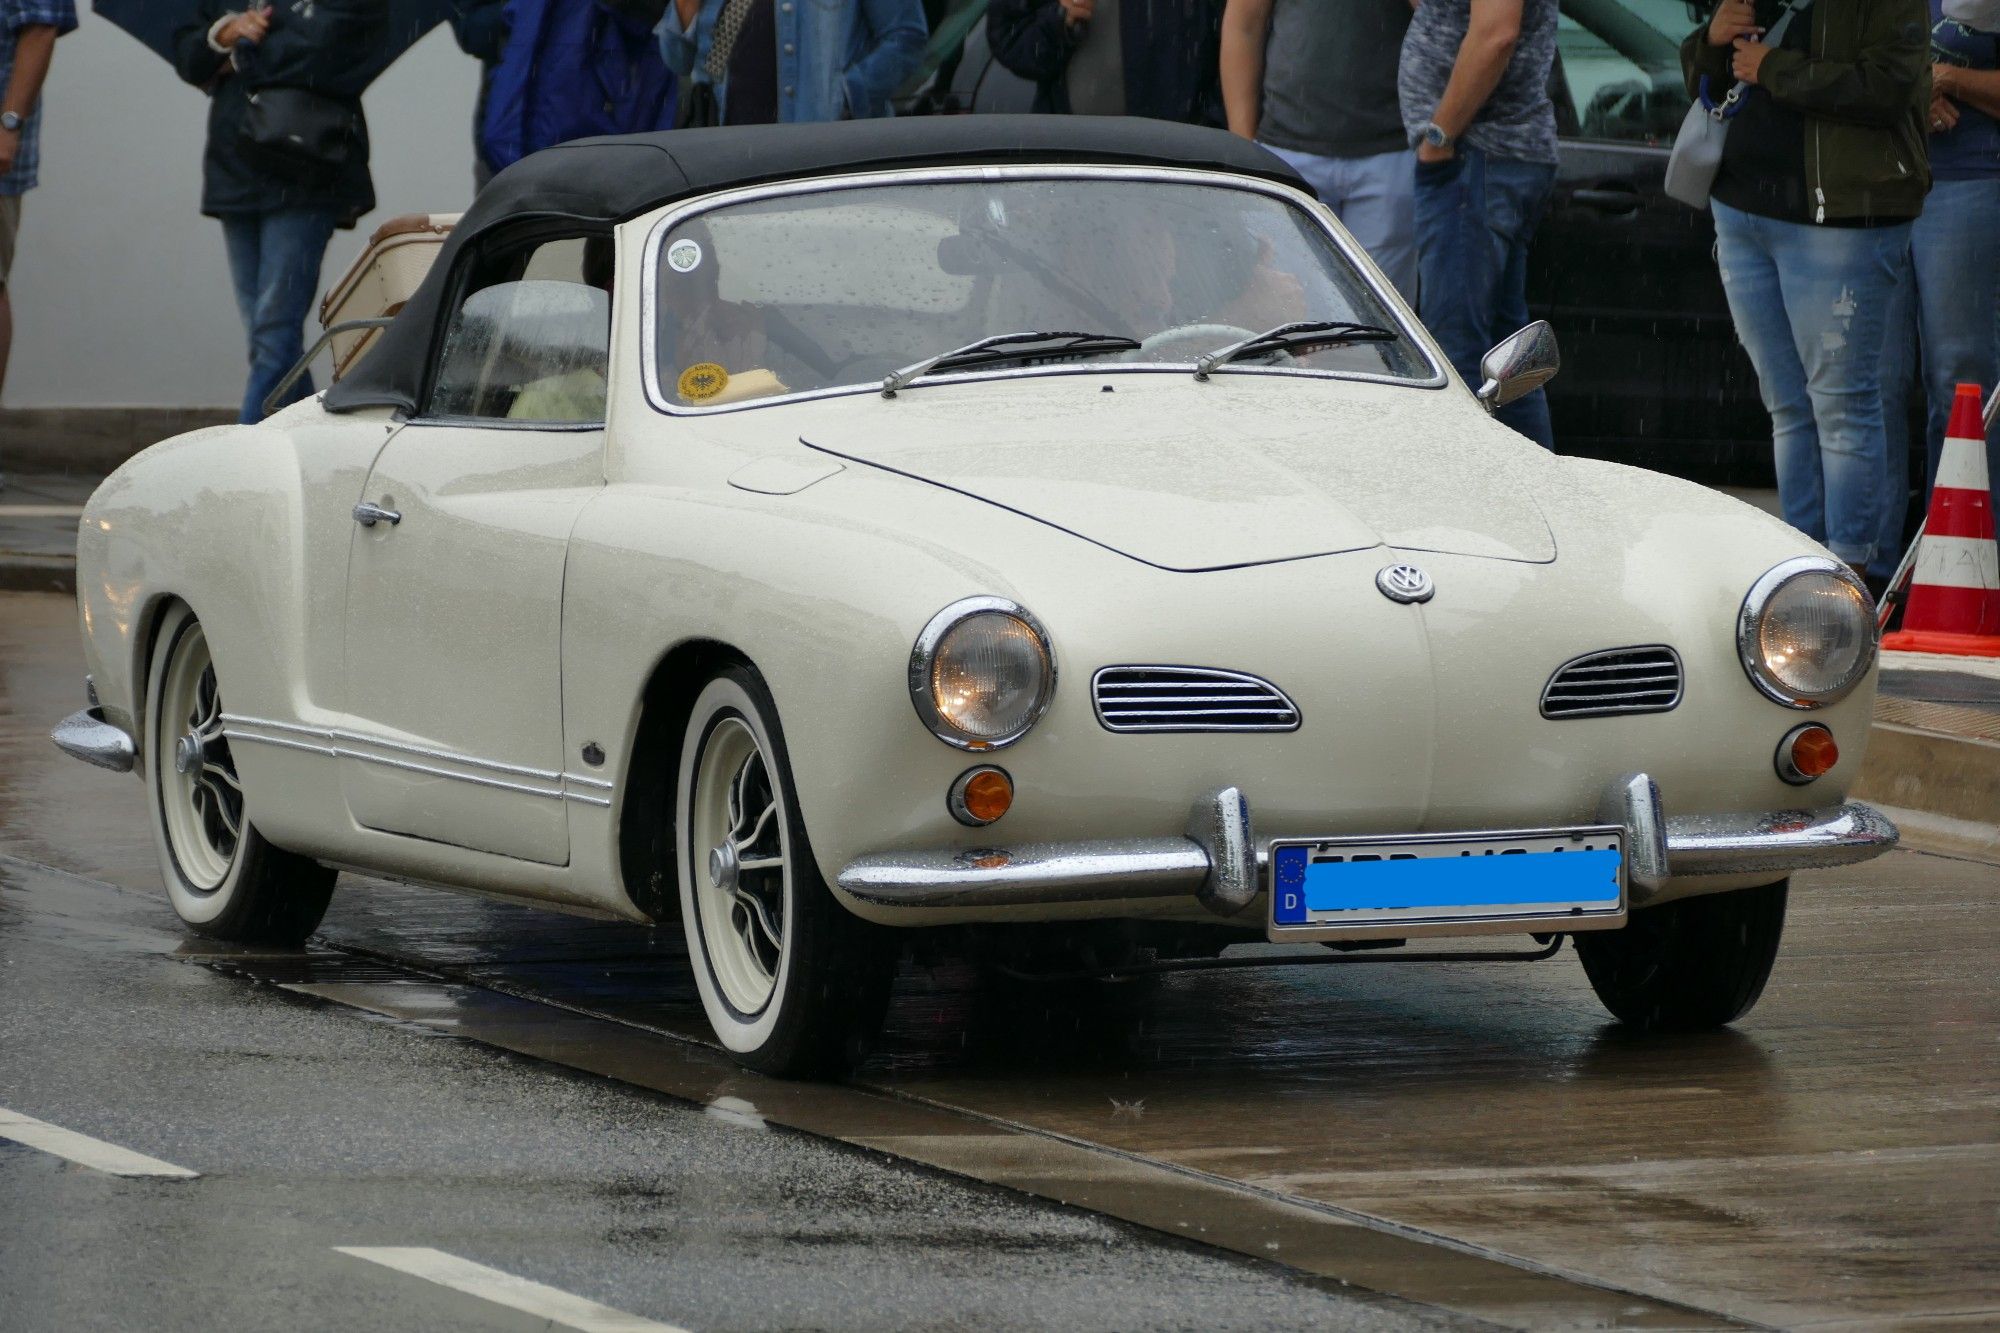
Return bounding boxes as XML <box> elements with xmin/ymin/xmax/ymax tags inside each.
<box><xmin>1193</xmin><ymin>320</ymin><xmax>1398</xmax><ymax>380</ymax></box>
<box><xmin>882</xmin><ymin>330</ymin><xmax>1139</xmax><ymax>397</ymax></box>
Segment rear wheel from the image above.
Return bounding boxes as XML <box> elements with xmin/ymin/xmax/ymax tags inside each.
<box><xmin>144</xmin><ymin>603</ymin><xmax>335</xmax><ymax>944</ymax></box>
<box><xmin>676</xmin><ymin>666</ymin><xmax>896</xmax><ymax>1078</ymax></box>
<box><xmin>1575</xmin><ymin>880</ymin><xmax>1788</xmax><ymax>1031</ymax></box>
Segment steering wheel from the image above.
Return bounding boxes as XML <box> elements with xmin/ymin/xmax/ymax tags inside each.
<box><xmin>1133</xmin><ymin>322</ymin><xmax>1256</xmax><ymax>361</ymax></box>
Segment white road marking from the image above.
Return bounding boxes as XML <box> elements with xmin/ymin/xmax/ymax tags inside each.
<box><xmin>0</xmin><ymin>1107</ymin><xmax>200</xmax><ymax>1178</ymax></box>
<box><xmin>335</xmin><ymin>1247</ymin><xmax>688</xmax><ymax>1332</ymax></box>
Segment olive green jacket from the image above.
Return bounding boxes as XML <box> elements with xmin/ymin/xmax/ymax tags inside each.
<box><xmin>1681</xmin><ymin>0</ymin><xmax>1931</xmax><ymax>222</ymax></box>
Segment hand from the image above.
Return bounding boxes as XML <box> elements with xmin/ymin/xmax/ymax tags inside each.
<box><xmin>1932</xmin><ymin>63</ymin><xmax>1958</xmax><ymax>100</ymax></box>
<box><xmin>1731</xmin><ymin>36</ymin><xmax>1772</xmax><ymax>84</ymax></box>
<box><xmin>218</xmin><ymin>8</ymin><xmax>270</xmax><ymax>45</ymax></box>
<box><xmin>1059</xmin><ymin>0</ymin><xmax>1094</xmax><ymax>27</ymax></box>
<box><xmin>1415</xmin><ymin>139</ymin><xmax>1455</xmax><ymax>164</ymax></box>
<box><xmin>1709</xmin><ymin>0</ymin><xmax>1761</xmax><ymax>47</ymax></box>
<box><xmin>1930</xmin><ymin>95</ymin><xmax>1960</xmax><ymax>133</ymax></box>
<box><xmin>0</xmin><ymin>127</ymin><xmax>17</xmax><ymax>176</ymax></box>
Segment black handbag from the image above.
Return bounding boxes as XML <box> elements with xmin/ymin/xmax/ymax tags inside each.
<box><xmin>240</xmin><ymin>86</ymin><xmax>358</xmax><ymax>182</ymax></box>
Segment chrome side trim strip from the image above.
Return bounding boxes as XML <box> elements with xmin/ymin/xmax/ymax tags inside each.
<box><xmin>220</xmin><ymin>714</ymin><xmax>615</xmax><ymax>807</ymax></box>
<box><xmin>51</xmin><ymin>707</ymin><xmax>137</xmax><ymax>774</ymax></box>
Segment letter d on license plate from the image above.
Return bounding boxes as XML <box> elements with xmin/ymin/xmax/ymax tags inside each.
<box><xmin>1267</xmin><ymin>827</ymin><xmax>1626</xmax><ymax>942</ymax></box>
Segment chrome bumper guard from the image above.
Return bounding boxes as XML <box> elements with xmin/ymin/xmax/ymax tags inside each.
<box><xmin>51</xmin><ymin>707</ymin><xmax>137</xmax><ymax>774</ymax></box>
<box><xmin>834</xmin><ymin>773</ymin><xmax>1899</xmax><ymax>914</ymax></box>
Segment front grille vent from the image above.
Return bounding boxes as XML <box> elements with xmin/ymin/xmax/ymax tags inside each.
<box><xmin>1541</xmin><ymin>645</ymin><xmax>1683</xmax><ymax>719</ymax></box>
<box><xmin>1093</xmin><ymin>666</ymin><xmax>1301</xmax><ymax>733</ymax></box>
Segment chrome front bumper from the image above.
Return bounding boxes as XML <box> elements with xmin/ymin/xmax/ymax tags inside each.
<box><xmin>835</xmin><ymin>773</ymin><xmax>1899</xmax><ymax>916</ymax></box>
<box><xmin>51</xmin><ymin>707</ymin><xmax>137</xmax><ymax>773</ymax></box>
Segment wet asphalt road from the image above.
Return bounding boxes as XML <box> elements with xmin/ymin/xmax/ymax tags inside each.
<box><xmin>5</xmin><ymin>588</ymin><xmax>1999</xmax><ymax>1331</ymax></box>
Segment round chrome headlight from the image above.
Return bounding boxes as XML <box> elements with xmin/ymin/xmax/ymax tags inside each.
<box><xmin>909</xmin><ymin>597</ymin><xmax>1055</xmax><ymax>749</ymax></box>
<box><xmin>1737</xmin><ymin>557</ymin><xmax>1876</xmax><ymax>708</ymax></box>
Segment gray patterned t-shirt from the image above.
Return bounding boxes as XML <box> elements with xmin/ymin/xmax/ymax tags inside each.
<box><xmin>1397</xmin><ymin>0</ymin><xmax>1560</xmax><ymax>165</ymax></box>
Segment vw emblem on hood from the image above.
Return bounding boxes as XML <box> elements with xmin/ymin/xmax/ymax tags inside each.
<box><xmin>1376</xmin><ymin>563</ymin><xmax>1435</xmax><ymax>604</ymax></box>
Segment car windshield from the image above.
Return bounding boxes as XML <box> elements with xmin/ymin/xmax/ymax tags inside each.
<box><xmin>652</xmin><ymin>176</ymin><xmax>1431</xmax><ymax>408</ymax></box>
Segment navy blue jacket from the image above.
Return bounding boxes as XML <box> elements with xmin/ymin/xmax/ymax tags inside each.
<box><xmin>987</xmin><ymin>0</ymin><xmax>1223</xmax><ymax>124</ymax></box>
<box><xmin>173</xmin><ymin>0</ymin><xmax>380</xmax><ymax>225</ymax></box>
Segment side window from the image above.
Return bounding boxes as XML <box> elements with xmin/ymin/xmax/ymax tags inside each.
<box><xmin>1555</xmin><ymin>0</ymin><xmax>1695</xmax><ymax>146</ymax></box>
<box><xmin>428</xmin><ymin>235</ymin><xmax>614</xmax><ymax>423</ymax></box>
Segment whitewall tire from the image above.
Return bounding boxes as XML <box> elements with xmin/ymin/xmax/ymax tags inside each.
<box><xmin>143</xmin><ymin>603</ymin><xmax>335</xmax><ymax>943</ymax></box>
<box><xmin>676</xmin><ymin>666</ymin><xmax>896</xmax><ymax>1077</ymax></box>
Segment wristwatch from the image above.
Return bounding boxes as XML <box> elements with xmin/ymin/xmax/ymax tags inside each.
<box><xmin>1420</xmin><ymin>121</ymin><xmax>1454</xmax><ymax>150</ymax></box>
<box><xmin>0</xmin><ymin>111</ymin><xmax>23</xmax><ymax>134</ymax></box>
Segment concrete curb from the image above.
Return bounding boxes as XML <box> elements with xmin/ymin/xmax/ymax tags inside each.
<box><xmin>1854</xmin><ymin>722</ymin><xmax>2000</xmax><ymax>854</ymax></box>
<box><xmin>1</xmin><ymin>407</ymin><xmax>235</xmax><ymax>475</ymax></box>
<box><xmin>0</xmin><ymin>557</ymin><xmax>76</xmax><ymax>596</ymax></box>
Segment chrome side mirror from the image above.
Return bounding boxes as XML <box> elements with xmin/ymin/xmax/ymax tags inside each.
<box><xmin>1475</xmin><ymin>320</ymin><xmax>1560</xmax><ymax>411</ymax></box>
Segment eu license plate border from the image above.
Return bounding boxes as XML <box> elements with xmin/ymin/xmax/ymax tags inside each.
<box><xmin>1265</xmin><ymin>824</ymin><xmax>1628</xmax><ymax>944</ymax></box>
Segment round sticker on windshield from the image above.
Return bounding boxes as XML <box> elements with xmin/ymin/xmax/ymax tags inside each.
<box><xmin>678</xmin><ymin>362</ymin><xmax>729</xmax><ymax>402</ymax></box>
<box><xmin>666</xmin><ymin>240</ymin><xmax>703</xmax><ymax>273</ymax></box>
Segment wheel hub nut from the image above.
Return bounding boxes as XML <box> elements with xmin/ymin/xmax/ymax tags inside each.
<box><xmin>708</xmin><ymin>841</ymin><xmax>739</xmax><ymax>893</ymax></box>
<box><xmin>174</xmin><ymin>733</ymin><xmax>205</xmax><ymax>776</ymax></box>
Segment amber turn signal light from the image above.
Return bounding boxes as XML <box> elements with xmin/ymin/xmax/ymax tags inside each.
<box><xmin>948</xmin><ymin>766</ymin><xmax>1014</xmax><ymax>826</ymax></box>
<box><xmin>1776</xmin><ymin>724</ymin><xmax>1838</xmax><ymax>785</ymax></box>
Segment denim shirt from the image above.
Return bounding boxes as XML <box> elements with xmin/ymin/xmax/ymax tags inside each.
<box><xmin>657</xmin><ymin>0</ymin><xmax>927</xmax><ymax>123</ymax></box>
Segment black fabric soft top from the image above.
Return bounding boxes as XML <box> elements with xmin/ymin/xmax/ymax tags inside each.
<box><xmin>322</xmin><ymin>115</ymin><xmax>1305</xmax><ymax>415</ymax></box>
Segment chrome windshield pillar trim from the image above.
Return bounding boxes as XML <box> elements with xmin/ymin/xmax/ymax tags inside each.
<box><xmin>1663</xmin><ymin>801</ymin><xmax>1898</xmax><ymax>879</ymax></box>
<box><xmin>1600</xmin><ymin>772</ymin><xmax>1669</xmax><ymax>889</ymax></box>
<box><xmin>51</xmin><ymin>707</ymin><xmax>136</xmax><ymax>773</ymax></box>
<box><xmin>836</xmin><ymin>839</ymin><xmax>1209</xmax><ymax>909</ymax></box>
<box><xmin>1187</xmin><ymin>785</ymin><xmax>1257</xmax><ymax>916</ymax></box>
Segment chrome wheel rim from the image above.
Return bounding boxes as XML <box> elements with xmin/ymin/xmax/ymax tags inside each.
<box><xmin>158</xmin><ymin>623</ymin><xmax>242</xmax><ymax>890</ymax></box>
<box><xmin>690</xmin><ymin>715</ymin><xmax>787</xmax><ymax>1016</ymax></box>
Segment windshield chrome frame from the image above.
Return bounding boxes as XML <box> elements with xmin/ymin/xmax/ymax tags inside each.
<box><xmin>639</xmin><ymin>163</ymin><xmax>1447</xmax><ymax>417</ymax></box>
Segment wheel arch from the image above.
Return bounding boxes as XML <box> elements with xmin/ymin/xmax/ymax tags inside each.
<box><xmin>616</xmin><ymin>637</ymin><xmax>757</xmax><ymax>921</ymax></box>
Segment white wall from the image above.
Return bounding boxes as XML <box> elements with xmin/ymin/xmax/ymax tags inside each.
<box><xmin>7</xmin><ymin>13</ymin><xmax>480</xmax><ymax>408</ymax></box>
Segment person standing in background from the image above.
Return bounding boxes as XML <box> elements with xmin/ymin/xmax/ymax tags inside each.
<box><xmin>1875</xmin><ymin>0</ymin><xmax>2000</xmax><ymax>583</ymax></box>
<box><xmin>1683</xmin><ymin>0</ymin><xmax>1928</xmax><ymax>582</ymax></box>
<box><xmin>175</xmin><ymin>2</ymin><xmax>384</xmax><ymax>424</ymax></box>
<box><xmin>1220</xmin><ymin>0</ymin><xmax>1416</xmax><ymax>299</ymax></box>
<box><xmin>1398</xmin><ymin>0</ymin><xmax>1561</xmax><ymax>447</ymax></box>
<box><xmin>0</xmin><ymin>0</ymin><xmax>76</xmax><ymax>453</ymax></box>
<box><xmin>450</xmin><ymin>0</ymin><xmax>510</xmax><ymax>190</ymax></box>
<box><xmin>989</xmin><ymin>0</ymin><xmax>1224</xmax><ymax>124</ymax></box>
<box><xmin>646</xmin><ymin>0</ymin><xmax>926</xmax><ymax>125</ymax></box>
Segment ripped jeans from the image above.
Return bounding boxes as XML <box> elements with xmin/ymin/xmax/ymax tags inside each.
<box><xmin>1712</xmin><ymin>201</ymin><xmax>1911</xmax><ymax>566</ymax></box>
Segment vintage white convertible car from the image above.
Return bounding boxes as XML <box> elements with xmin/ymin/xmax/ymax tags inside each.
<box><xmin>56</xmin><ymin>118</ymin><xmax>1897</xmax><ymax>1076</ymax></box>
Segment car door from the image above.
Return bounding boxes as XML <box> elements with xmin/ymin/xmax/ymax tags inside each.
<box><xmin>1530</xmin><ymin>0</ymin><xmax>1767</xmax><ymax>481</ymax></box>
<box><xmin>340</xmin><ymin>233</ymin><xmax>613</xmax><ymax>866</ymax></box>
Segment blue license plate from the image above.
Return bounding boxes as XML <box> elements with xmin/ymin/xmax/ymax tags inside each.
<box><xmin>1268</xmin><ymin>828</ymin><xmax>1625</xmax><ymax>940</ymax></box>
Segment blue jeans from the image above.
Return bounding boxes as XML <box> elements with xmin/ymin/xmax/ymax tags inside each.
<box><xmin>221</xmin><ymin>209</ymin><xmax>338</xmax><ymax>424</ymax></box>
<box><xmin>1411</xmin><ymin>144</ymin><xmax>1556</xmax><ymax>448</ymax></box>
<box><xmin>1873</xmin><ymin>177</ymin><xmax>2000</xmax><ymax>579</ymax></box>
<box><xmin>1264</xmin><ymin>144</ymin><xmax>1418</xmax><ymax>302</ymax></box>
<box><xmin>1711</xmin><ymin>201</ymin><xmax>1910</xmax><ymax>568</ymax></box>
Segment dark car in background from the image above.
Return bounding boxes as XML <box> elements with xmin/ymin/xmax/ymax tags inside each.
<box><xmin>896</xmin><ymin>0</ymin><xmax>1776</xmax><ymax>486</ymax></box>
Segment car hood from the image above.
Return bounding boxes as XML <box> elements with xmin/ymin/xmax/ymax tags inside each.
<box><xmin>799</xmin><ymin>377</ymin><xmax>1557</xmax><ymax>571</ymax></box>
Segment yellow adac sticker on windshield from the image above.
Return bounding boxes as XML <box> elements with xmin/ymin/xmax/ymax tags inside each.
<box><xmin>678</xmin><ymin>363</ymin><xmax>729</xmax><ymax>402</ymax></box>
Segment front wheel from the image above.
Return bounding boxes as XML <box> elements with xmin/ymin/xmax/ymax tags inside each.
<box><xmin>1575</xmin><ymin>880</ymin><xmax>1788</xmax><ymax>1031</ymax></box>
<box><xmin>144</xmin><ymin>603</ymin><xmax>335</xmax><ymax>944</ymax></box>
<box><xmin>676</xmin><ymin>666</ymin><xmax>896</xmax><ymax>1078</ymax></box>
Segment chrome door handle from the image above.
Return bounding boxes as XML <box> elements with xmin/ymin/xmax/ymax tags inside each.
<box><xmin>353</xmin><ymin>501</ymin><xmax>401</xmax><ymax>528</ymax></box>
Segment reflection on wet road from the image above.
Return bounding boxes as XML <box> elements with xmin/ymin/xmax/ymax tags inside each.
<box><xmin>6</xmin><ymin>591</ymin><xmax>1996</xmax><ymax>1329</ymax></box>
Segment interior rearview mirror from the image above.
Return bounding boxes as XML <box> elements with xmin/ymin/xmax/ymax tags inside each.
<box><xmin>1475</xmin><ymin>320</ymin><xmax>1560</xmax><ymax>412</ymax></box>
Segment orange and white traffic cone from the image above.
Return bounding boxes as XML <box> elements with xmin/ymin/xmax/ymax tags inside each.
<box><xmin>1882</xmin><ymin>382</ymin><xmax>2000</xmax><ymax>657</ymax></box>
